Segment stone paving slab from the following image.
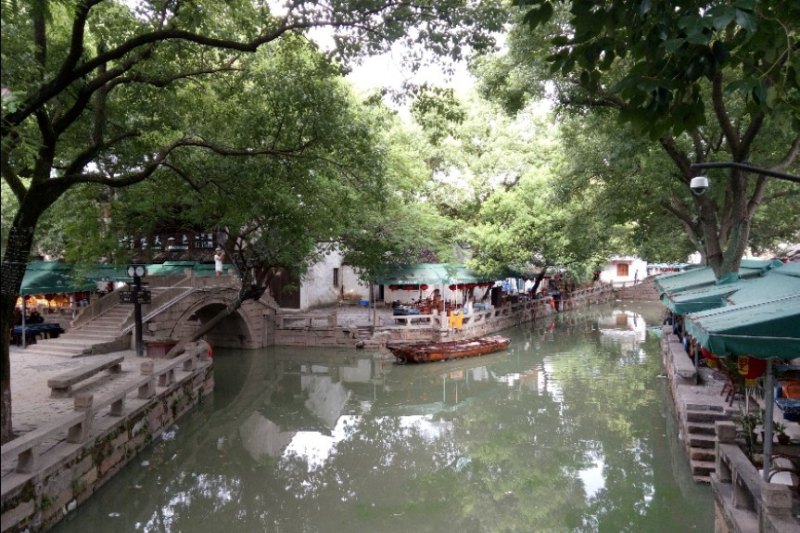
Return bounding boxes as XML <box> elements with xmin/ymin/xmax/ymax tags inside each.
<box><xmin>8</xmin><ymin>346</ymin><xmax>144</xmax><ymax>437</ymax></box>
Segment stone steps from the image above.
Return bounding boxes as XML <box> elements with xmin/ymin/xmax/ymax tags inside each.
<box><xmin>684</xmin><ymin>404</ymin><xmax>732</xmax><ymax>483</ymax></box>
<box><xmin>687</xmin><ymin>421</ymin><xmax>717</xmax><ymax>436</ymax></box>
<box><xmin>691</xmin><ymin>459</ymin><xmax>716</xmax><ymax>480</ymax></box>
<box><xmin>689</xmin><ymin>434</ymin><xmax>717</xmax><ymax>449</ymax></box>
<box><xmin>686</xmin><ymin>409</ymin><xmax>730</xmax><ymax>423</ymax></box>
<box><xmin>20</xmin><ymin>302</ymin><xmax>131</xmax><ymax>357</ymax></box>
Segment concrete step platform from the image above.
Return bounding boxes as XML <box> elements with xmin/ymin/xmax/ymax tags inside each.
<box><xmin>686</xmin><ymin>403</ymin><xmax>724</xmax><ymax>412</ymax></box>
<box><xmin>18</xmin><ymin>345</ymin><xmax>86</xmax><ymax>357</ymax></box>
<box><xmin>691</xmin><ymin>458</ymin><xmax>716</xmax><ymax>477</ymax></box>
<box><xmin>687</xmin><ymin>410</ymin><xmax>731</xmax><ymax>423</ymax></box>
<box><xmin>687</xmin><ymin>421</ymin><xmax>717</xmax><ymax>436</ymax></box>
<box><xmin>690</xmin><ymin>446</ymin><xmax>716</xmax><ymax>462</ymax></box>
<box><xmin>50</xmin><ymin>335</ymin><xmax>117</xmax><ymax>345</ymax></box>
<box><xmin>689</xmin><ymin>434</ymin><xmax>717</xmax><ymax>449</ymax></box>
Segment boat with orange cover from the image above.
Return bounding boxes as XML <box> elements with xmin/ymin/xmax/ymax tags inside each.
<box><xmin>388</xmin><ymin>335</ymin><xmax>510</xmax><ymax>364</ymax></box>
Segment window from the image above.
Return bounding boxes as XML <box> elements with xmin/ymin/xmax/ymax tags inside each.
<box><xmin>333</xmin><ymin>268</ymin><xmax>340</xmax><ymax>287</ymax></box>
<box><xmin>616</xmin><ymin>263</ymin><xmax>629</xmax><ymax>277</ymax></box>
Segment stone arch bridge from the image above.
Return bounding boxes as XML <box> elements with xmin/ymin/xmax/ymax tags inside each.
<box><xmin>138</xmin><ymin>283</ymin><xmax>274</xmax><ymax>350</ymax></box>
<box><xmin>69</xmin><ymin>277</ymin><xmax>277</xmax><ymax>351</ymax></box>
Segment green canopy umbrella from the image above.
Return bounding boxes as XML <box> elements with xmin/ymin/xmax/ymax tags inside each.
<box><xmin>661</xmin><ymin>262</ymin><xmax>800</xmax><ymax>314</ymax></box>
<box><xmin>654</xmin><ymin>259</ymin><xmax>784</xmax><ymax>296</ymax></box>
<box><xmin>684</xmin><ymin>292</ymin><xmax>800</xmax><ymax>482</ymax></box>
<box><xmin>374</xmin><ymin>263</ymin><xmax>493</xmax><ymax>286</ymax></box>
<box><xmin>19</xmin><ymin>261</ymin><xmax>97</xmax><ymax>295</ymax></box>
<box><xmin>684</xmin><ymin>295</ymin><xmax>800</xmax><ymax>360</ymax></box>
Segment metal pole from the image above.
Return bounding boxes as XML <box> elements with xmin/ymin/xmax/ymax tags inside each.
<box><xmin>134</xmin><ymin>274</ymin><xmax>144</xmax><ymax>356</ymax></box>
<box><xmin>762</xmin><ymin>358</ymin><xmax>775</xmax><ymax>482</ymax></box>
<box><xmin>21</xmin><ymin>297</ymin><xmax>27</xmax><ymax>349</ymax></box>
<box><xmin>690</xmin><ymin>162</ymin><xmax>800</xmax><ymax>183</ymax></box>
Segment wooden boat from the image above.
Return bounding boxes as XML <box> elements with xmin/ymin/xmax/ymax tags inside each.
<box><xmin>388</xmin><ymin>335</ymin><xmax>510</xmax><ymax>364</ymax></box>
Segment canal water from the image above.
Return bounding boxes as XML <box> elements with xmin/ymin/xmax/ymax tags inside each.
<box><xmin>53</xmin><ymin>302</ymin><xmax>713</xmax><ymax>532</ymax></box>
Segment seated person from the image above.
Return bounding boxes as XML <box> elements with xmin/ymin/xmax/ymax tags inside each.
<box><xmin>29</xmin><ymin>310</ymin><xmax>44</xmax><ymax>324</ymax></box>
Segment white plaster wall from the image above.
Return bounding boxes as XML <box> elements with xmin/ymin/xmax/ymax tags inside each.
<box><xmin>599</xmin><ymin>257</ymin><xmax>648</xmax><ymax>286</ymax></box>
<box><xmin>300</xmin><ymin>250</ymin><xmax>342</xmax><ymax>310</ymax></box>
<box><xmin>341</xmin><ymin>266</ymin><xmax>371</xmax><ymax>300</ymax></box>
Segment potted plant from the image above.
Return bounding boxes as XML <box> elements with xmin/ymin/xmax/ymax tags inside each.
<box><xmin>774</xmin><ymin>422</ymin><xmax>790</xmax><ymax>445</ymax></box>
<box><xmin>736</xmin><ymin>411</ymin><xmax>762</xmax><ymax>456</ymax></box>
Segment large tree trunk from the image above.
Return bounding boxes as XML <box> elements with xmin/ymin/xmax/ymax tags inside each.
<box><xmin>1</xmin><ymin>216</ymin><xmax>39</xmax><ymax>443</ymax></box>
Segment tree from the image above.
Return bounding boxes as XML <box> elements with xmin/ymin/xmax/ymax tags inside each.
<box><xmin>0</xmin><ymin>0</ymin><xmax>507</xmax><ymax>442</ymax></box>
<box><xmin>482</xmin><ymin>0</ymin><xmax>799</xmax><ymax>276</ymax></box>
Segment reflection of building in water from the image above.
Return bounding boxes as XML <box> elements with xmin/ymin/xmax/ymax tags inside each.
<box><xmin>596</xmin><ymin>310</ymin><xmax>648</xmax><ymax>356</ymax></box>
<box><xmin>239</xmin><ymin>412</ymin><xmax>295</xmax><ymax>461</ymax></box>
<box><xmin>302</xmin><ymin>373</ymin><xmax>350</xmax><ymax>429</ymax></box>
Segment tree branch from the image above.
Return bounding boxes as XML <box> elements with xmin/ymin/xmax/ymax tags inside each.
<box><xmin>710</xmin><ymin>71</ymin><xmax>740</xmax><ymax>156</ymax></box>
<box><xmin>658</xmin><ymin>136</ymin><xmax>692</xmax><ymax>182</ymax></box>
<box><xmin>62</xmin><ymin>131</ymin><xmax>141</xmax><ymax>176</ymax></box>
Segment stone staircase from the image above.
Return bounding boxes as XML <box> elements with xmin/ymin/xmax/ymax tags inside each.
<box><xmin>685</xmin><ymin>403</ymin><xmax>734</xmax><ymax>483</ymax></box>
<box><xmin>614</xmin><ymin>277</ymin><xmax>660</xmax><ymax>300</ymax></box>
<box><xmin>21</xmin><ymin>305</ymin><xmax>132</xmax><ymax>358</ymax></box>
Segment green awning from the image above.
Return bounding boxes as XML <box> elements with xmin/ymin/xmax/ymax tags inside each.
<box><xmin>727</xmin><ymin>262</ymin><xmax>800</xmax><ymax>306</ymax></box>
<box><xmin>661</xmin><ymin>262</ymin><xmax>800</xmax><ymax>314</ymax></box>
<box><xmin>684</xmin><ymin>295</ymin><xmax>800</xmax><ymax>360</ymax></box>
<box><xmin>655</xmin><ymin>259</ymin><xmax>784</xmax><ymax>295</ymax></box>
<box><xmin>142</xmin><ymin>261</ymin><xmax>198</xmax><ymax>277</ymax></box>
<box><xmin>660</xmin><ymin>282</ymin><xmax>743</xmax><ymax>314</ymax></box>
<box><xmin>375</xmin><ymin>263</ymin><xmax>495</xmax><ymax>285</ymax></box>
<box><xmin>20</xmin><ymin>261</ymin><xmax>97</xmax><ymax>295</ymax></box>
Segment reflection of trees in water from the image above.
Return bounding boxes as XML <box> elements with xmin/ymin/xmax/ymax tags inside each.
<box><xmin>53</xmin><ymin>303</ymin><xmax>711</xmax><ymax>533</ymax></box>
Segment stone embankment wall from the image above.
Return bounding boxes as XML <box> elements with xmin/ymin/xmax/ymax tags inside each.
<box><xmin>613</xmin><ymin>277</ymin><xmax>660</xmax><ymax>300</ymax></box>
<box><xmin>0</xmin><ymin>343</ymin><xmax>213</xmax><ymax>533</ymax></box>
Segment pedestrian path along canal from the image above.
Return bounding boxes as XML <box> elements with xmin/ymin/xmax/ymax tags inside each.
<box><xmin>53</xmin><ymin>302</ymin><xmax>712</xmax><ymax>532</ymax></box>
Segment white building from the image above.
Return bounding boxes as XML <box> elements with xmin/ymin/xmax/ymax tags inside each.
<box><xmin>293</xmin><ymin>249</ymin><xmax>371</xmax><ymax>310</ymax></box>
<box><xmin>598</xmin><ymin>256</ymin><xmax>648</xmax><ymax>287</ymax></box>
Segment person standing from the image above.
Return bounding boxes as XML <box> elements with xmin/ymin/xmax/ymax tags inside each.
<box><xmin>214</xmin><ymin>247</ymin><xmax>224</xmax><ymax>277</ymax></box>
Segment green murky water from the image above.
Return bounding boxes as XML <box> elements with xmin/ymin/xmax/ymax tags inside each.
<box><xmin>53</xmin><ymin>302</ymin><xmax>713</xmax><ymax>532</ymax></box>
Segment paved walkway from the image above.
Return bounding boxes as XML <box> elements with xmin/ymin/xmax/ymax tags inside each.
<box><xmin>8</xmin><ymin>346</ymin><xmax>144</xmax><ymax>437</ymax></box>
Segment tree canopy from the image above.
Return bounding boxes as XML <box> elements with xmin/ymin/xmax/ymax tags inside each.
<box><xmin>480</xmin><ymin>0</ymin><xmax>799</xmax><ymax>276</ymax></box>
<box><xmin>0</xmin><ymin>0</ymin><xmax>507</xmax><ymax>442</ymax></box>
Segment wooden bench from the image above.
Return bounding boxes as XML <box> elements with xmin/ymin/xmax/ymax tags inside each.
<box><xmin>47</xmin><ymin>355</ymin><xmax>125</xmax><ymax>398</ymax></box>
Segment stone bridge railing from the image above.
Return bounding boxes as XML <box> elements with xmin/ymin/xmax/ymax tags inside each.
<box><xmin>712</xmin><ymin>421</ymin><xmax>798</xmax><ymax>533</ymax></box>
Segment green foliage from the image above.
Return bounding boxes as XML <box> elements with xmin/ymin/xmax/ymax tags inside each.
<box><xmin>478</xmin><ymin>0</ymin><xmax>800</xmax><ymax>277</ymax></box>
<box><xmin>514</xmin><ymin>0</ymin><xmax>800</xmax><ymax>137</ymax></box>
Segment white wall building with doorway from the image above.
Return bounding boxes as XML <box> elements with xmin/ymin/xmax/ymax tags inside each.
<box><xmin>297</xmin><ymin>249</ymin><xmax>371</xmax><ymax>310</ymax></box>
<box><xmin>599</xmin><ymin>257</ymin><xmax>648</xmax><ymax>287</ymax></box>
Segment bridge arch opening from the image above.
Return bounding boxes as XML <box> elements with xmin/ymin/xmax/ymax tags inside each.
<box><xmin>186</xmin><ymin>303</ymin><xmax>254</xmax><ymax>349</ymax></box>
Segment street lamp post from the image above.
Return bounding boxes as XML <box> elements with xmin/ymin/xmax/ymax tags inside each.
<box><xmin>126</xmin><ymin>264</ymin><xmax>147</xmax><ymax>357</ymax></box>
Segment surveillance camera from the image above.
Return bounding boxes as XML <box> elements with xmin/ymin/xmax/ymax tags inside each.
<box><xmin>690</xmin><ymin>176</ymin><xmax>709</xmax><ymax>195</ymax></box>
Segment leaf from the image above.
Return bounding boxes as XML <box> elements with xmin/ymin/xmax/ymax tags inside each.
<box><xmin>523</xmin><ymin>3</ymin><xmax>554</xmax><ymax>28</ymax></box>
<box><xmin>663</xmin><ymin>38</ymin><xmax>685</xmax><ymax>53</ymax></box>
<box><xmin>751</xmin><ymin>82</ymin><xmax>767</xmax><ymax>105</ymax></box>
<box><xmin>708</xmin><ymin>6</ymin><xmax>736</xmax><ymax>31</ymax></box>
<box><xmin>734</xmin><ymin>9</ymin><xmax>757</xmax><ymax>32</ymax></box>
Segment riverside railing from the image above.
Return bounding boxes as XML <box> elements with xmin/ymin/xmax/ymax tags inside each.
<box><xmin>713</xmin><ymin>421</ymin><xmax>798</xmax><ymax>532</ymax></box>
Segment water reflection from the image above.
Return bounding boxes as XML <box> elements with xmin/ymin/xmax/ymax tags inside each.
<box><xmin>53</xmin><ymin>302</ymin><xmax>712</xmax><ymax>533</ymax></box>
